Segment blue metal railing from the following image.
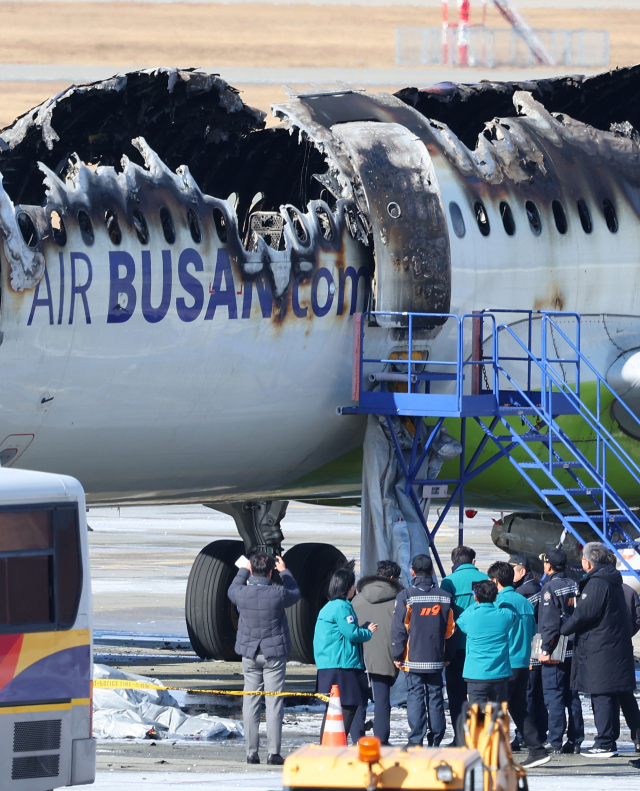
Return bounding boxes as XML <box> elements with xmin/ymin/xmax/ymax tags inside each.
<box><xmin>355</xmin><ymin>310</ymin><xmax>500</xmax><ymax>413</ymax></box>
<box><xmin>344</xmin><ymin>309</ymin><xmax>640</xmax><ymax>582</ymax></box>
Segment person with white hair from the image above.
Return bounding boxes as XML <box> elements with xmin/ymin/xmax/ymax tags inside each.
<box><xmin>560</xmin><ymin>542</ymin><xmax>636</xmax><ymax>758</ymax></box>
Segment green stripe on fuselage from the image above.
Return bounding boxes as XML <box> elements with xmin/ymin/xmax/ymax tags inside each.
<box><xmin>276</xmin><ymin>384</ymin><xmax>640</xmax><ymax>511</ymax></box>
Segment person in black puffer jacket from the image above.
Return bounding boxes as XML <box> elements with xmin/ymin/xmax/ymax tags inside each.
<box><xmin>509</xmin><ymin>553</ymin><xmax>547</xmax><ymax>747</ymax></box>
<box><xmin>351</xmin><ymin>560</ymin><xmax>404</xmax><ymax>744</ymax></box>
<box><xmin>560</xmin><ymin>542</ymin><xmax>636</xmax><ymax>758</ymax></box>
<box><xmin>228</xmin><ymin>552</ymin><xmax>300</xmax><ymax>766</ymax></box>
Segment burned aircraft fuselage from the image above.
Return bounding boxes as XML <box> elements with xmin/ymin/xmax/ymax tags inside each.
<box><xmin>2</xmin><ymin>66</ymin><xmax>640</xmax><ymax>506</ymax></box>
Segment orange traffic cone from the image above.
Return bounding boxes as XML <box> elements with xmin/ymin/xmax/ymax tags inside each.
<box><xmin>321</xmin><ymin>684</ymin><xmax>347</xmax><ymax>746</ymax></box>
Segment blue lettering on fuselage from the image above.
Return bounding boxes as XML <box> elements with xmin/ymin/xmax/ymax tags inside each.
<box><xmin>27</xmin><ymin>250</ymin><xmax>368</xmax><ymax>325</ymax></box>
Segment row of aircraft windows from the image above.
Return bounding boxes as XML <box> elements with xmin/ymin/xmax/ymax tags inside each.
<box><xmin>448</xmin><ymin>197</ymin><xmax>619</xmax><ymax>239</ymax></box>
<box><xmin>17</xmin><ymin>205</ymin><xmax>231</xmax><ymax>250</ymax></box>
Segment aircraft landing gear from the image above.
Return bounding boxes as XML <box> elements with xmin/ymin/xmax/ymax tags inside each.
<box><xmin>185</xmin><ymin>501</ymin><xmax>346</xmax><ymax>662</ymax></box>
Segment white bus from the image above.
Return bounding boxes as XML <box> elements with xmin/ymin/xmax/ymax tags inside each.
<box><xmin>0</xmin><ymin>467</ymin><xmax>95</xmax><ymax>789</ymax></box>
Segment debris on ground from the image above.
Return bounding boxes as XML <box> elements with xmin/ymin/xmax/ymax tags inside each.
<box><xmin>93</xmin><ymin>664</ymin><xmax>244</xmax><ymax>741</ymax></box>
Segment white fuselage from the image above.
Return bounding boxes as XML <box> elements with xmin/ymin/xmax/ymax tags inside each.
<box><xmin>2</xmin><ymin>95</ymin><xmax>639</xmax><ymax>505</ymax></box>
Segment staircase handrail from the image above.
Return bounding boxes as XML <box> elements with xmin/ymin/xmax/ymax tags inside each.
<box><xmin>495</xmin><ymin>322</ymin><xmax>640</xmax><ymax>500</ymax></box>
<box><xmin>542</xmin><ymin>314</ymin><xmax>640</xmax><ymax>432</ymax></box>
<box><xmin>539</xmin><ymin>315</ymin><xmax>640</xmax><ymax>481</ymax></box>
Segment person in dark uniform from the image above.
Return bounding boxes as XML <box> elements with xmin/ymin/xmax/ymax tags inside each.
<box><xmin>509</xmin><ymin>553</ymin><xmax>547</xmax><ymax>747</ymax></box>
<box><xmin>391</xmin><ymin>555</ymin><xmax>455</xmax><ymax>748</ymax></box>
<box><xmin>621</xmin><ymin>581</ymin><xmax>640</xmax><ymax>753</ymax></box>
<box><xmin>537</xmin><ymin>549</ymin><xmax>584</xmax><ymax>754</ymax></box>
<box><xmin>560</xmin><ymin>542</ymin><xmax>637</xmax><ymax>758</ymax></box>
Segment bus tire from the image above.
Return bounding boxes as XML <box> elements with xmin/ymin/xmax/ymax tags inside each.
<box><xmin>283</xmin><ymin>542</ymin><xmax>347</xmax><ymax>664</ymax></box>
<box><xmin>185</xmin><ymin>539</ymin><xmax>244</xmax><ymax>661</ymax></box>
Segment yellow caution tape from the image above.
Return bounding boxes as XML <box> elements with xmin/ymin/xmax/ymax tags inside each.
<box><xmin>93</xmin><ymin>678</ymin><xmax>329</xmax><ymax>702</ymax></box>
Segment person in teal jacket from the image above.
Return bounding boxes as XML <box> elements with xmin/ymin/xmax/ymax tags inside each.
<box><xmin>489</xmin><ymin>561</ymin><xmax>550</xmax><ymax>768</ymax></box>
<box><xmin>440</xmin><ymin>545</ymin><xmax>488</xmax><ymax>743</ymax></box>
<box><xmin>457</xmin><ymin>580</ymin><xmax>515</xmax><ymax>693</ymax></box>
<box><xmin>314</xmin><ymin>567</ymin><xmax>377</xmax><ymax>742</ymax></box>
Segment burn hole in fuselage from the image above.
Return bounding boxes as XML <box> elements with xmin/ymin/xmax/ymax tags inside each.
<box><xmin>199</xmin><ymin>128</ymin><xmax>334</xmax><ymax>246</ymax></box>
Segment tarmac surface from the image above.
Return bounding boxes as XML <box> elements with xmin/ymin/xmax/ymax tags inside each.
<box><xmin>90</xmin><ymin>503</ymin><xmax>640</xmax><ymax>788</ymax></box>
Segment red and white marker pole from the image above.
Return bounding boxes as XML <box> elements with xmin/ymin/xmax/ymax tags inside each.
<box><xmin>458</xmin><ymin>0</ymin><xmax>470</xmax><ymax>66</ymax></box>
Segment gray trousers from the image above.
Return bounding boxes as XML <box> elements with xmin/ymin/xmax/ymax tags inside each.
<box><xmin>242</xmin><ymin>654</ymin><xmax>287</xmax><ymax>757</ymax></box>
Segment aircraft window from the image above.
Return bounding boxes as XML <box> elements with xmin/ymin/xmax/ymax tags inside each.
<box><xmin>552</xmin><ymin>200</ymin><xmax>568</xmax><ymax>234</ymax></box>
<box><xmin>449</xmin><ymin>201</ymin><xmax>466</xmax><ymax>238</ymax></box>
<box><xmin>50</xmin><ymin>210</ymin><xmax>67</xmax><ymax>247</ymax></box>
<box><xmin>213</xmin><ymin>207</ymin><xmax>228</xmax><ymax>243</ymax></box>
<box><xmin>577</xmin><ymin>199</ymin><xmax>592</xmax><ymax>234</ymax></box>
<box><xmin>160</xmin><ymin>207</ymin><xmax>175</xmax><ymax>244</ymax></box>
<box><xmin>499</xmin><ymin>201</ymin><xmax>516</xmax><ymax>236</ymax></box>
<box><xmin>187</xmin><ymin>208</ymin><xmax>202</xmax><ymax>244</ymax></box>
<box><xmin>132</xmin><ymin>210</ymin><xmax>149</xmax><ymax>245</ymax></box>
<box><xmin>474</xmin><ymin>201</ymin><xmax>490</xmax><ymax>237</ymax></box>
<box><xmin>104</xmin><ymin>210</ymin><xmax>122</xmax><ymax>245</ymax></box>
<box><xmin>287</xmin><ymin>207</ymin><xmax>308</xmax><ymax>243</ymax></box>
<box><xmin>602</xmin><ymin>198</ymin><xmax>618</xmax><ymax>233</ymax></box>
<box><xmin>17</xmin><ymin>212</ymin><xmax>38</xmax><ymax>249</ymax></box>
<box><xmin>78</xmin><ymin>210</ymin><xmax>94</xmax><ymax>245</ymax></box>
<box><xmin>525</xmin><ymin>200</ymin><xmax>542</xmax><ymax>236</ymax></box>
<box><xmin>315</xmin><ymin>205</ymin><xmax>334</xmax><ymax>241</ymax></box>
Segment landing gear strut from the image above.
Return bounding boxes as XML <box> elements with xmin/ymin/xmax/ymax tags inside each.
<box><xmin>185</xmin><ymin>500</ymin><xmax>346</xmax><ymax>662</ymax></box>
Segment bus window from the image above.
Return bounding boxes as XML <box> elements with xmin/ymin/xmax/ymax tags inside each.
<box><xmin>0</xmin><ymin>506</ymin><xmax>81</xmax><ymax>630</ymax></box>
<box><xmin>56</xmin><ymin>507</ymin><xmax>82</xmax><ymax>625</ymax></box>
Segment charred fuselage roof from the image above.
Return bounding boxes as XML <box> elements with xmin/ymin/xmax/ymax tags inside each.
<box><xmin>395</xmin><ymin>64</ymin><xmax>640</xmax><ymax>150</ymax></box>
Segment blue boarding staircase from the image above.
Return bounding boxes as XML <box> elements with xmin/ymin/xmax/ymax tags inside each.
<box><xmin>338</xmin><ymin>309</ymin><xmax>640</xmax><ymax>585</ymax></box>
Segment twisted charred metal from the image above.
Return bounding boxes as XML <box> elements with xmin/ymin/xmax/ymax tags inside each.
<box><xmin>0</xmin><ymin>68</ymin><xmax>376</xmax><ymax>301</ymax></box>
<box><xmin>5</xmin><ymin>64</ymin><xmax>640</xmax><ymax>317</ymax></box>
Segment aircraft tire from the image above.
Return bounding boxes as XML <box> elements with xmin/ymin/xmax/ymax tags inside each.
<box><xmin>283</xmin><ymin>542</ymin><xmax>347</xmax><ymax>664</ymax></box>
<box><xmin>185</xmin><ymin>538</ymin><xmax>244</xmax><ymax>661</ymax></box>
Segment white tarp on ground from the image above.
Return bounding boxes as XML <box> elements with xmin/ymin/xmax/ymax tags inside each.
<box><xmin>93</xmin><ymin>664</ymin><xmax>244</xmax><ymax>741</ymax></box>
<box><xmin>360</xmin><ymin>414</ymin><xmax>462</xmax><ymax>583</ymax></box>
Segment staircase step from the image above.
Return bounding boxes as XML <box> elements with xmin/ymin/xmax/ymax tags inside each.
<box><xmin>519</xmin><ymin>461</ymin><xmax>582</xmax><ymax>469</ymax></box>
<box><xmin>566</xmin><ymin>515</ymin><xmax>616</xmax><ymax>522</ymax></box>
<box><xmin>498</xmin><ymin>407</ymin><xmax>540</xmax><ymax>416</ymax></box>
<box><xmin>542</xmin><ymin>487</ymin><xmax>603</xmax><ymax>497</ymax></box>
<box><xmin>496</xmin><ymin>432</ymin><xmax>556</xmax><ymax>443</ymax></box>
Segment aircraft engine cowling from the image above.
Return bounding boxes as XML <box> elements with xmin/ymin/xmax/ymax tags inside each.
<box><xmin>491</xmin><ymin>512</ymin><xmax>599</xmax><ymax>574</ymax></box>
<box><xmin>608</xmin><ymin>348</ymin><xmax>640</xmax><ymax>438</ymax></box>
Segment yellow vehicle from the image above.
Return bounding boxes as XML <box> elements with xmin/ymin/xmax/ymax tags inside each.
<box><xmin>283</xmin><ymin>703</ymin><xmax>527</xmax><ymax>791</ymax></box>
